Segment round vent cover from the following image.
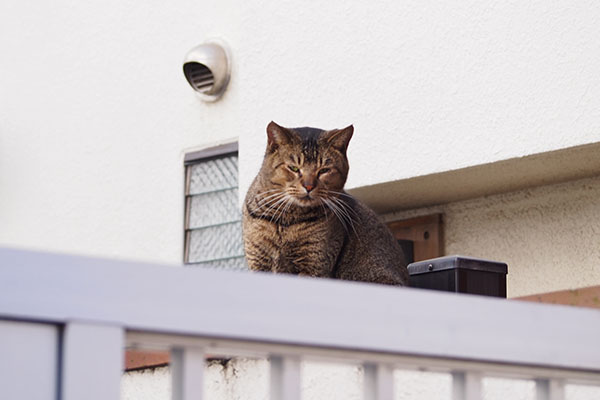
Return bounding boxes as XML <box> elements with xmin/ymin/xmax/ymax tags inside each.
<box><xmin>182</xmin><ymin>42</ymin><xmax>231</xmax><ymax>102</ymax></box>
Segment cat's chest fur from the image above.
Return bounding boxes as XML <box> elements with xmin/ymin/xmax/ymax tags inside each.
<box><xmin>243</xmin><ymin>197</ymin><xmax>345</xmax><ymax>276</ymax></box>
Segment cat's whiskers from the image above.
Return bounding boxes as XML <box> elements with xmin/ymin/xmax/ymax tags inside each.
<box><xmin>270</xmin><ymin>194</ymin><xmax>292</xmax><ymax>223</ymax></box>
<box><xmin>317</xmin><ymin>198</ymin><xmax>329</xmax><ymax>221</ymax></box>
<box><xmin>262</xmin><ymin>200</ymin><xmax>286</xmax><ymax>222</ymax></box>
<box><xmin>337</xmin><ymin>201</ymin><xmax>359</xmax><ymax>236</ymax></box>
<box><xmin>257</xmin><ymin>192</ymin><xmax>285</xmax><ymax>210</ymax></box>
<box><xmin>322</xmin><ymin>198</ymin><xmax>350</xmax><ymax>235</ymax></box>
<box><xmin>257</xmin><ymin>190</ymin><xmax>285</xmax><ymax>205</ymax></box>
<box><xmin>325</xmin><ymin>199</ymin><xmax>351</xmax><ymax>234</ymax></box>
<box><xmin>256</xmin><ymin>188</ymin><xmax>281</xmax><ymax>196</ymax></box>
<box><xmin>258</xmin><ymin>187</ymin><xmax>307</xmax><ymax>223</ymax></box>
<box><xmin>281</xmin><ymin>195</ymin><xmax>295</xmax><ymax>217</ymax></box>
<box><xmin>322</xmin><ymin>197</ymin><xmax>358</xmax><ymax>236</ymax></box>
<box><xmin>258</xmin><ymin>193</ymin><xmax>287</xmax><ymax>219</ymax></box>
<box><xmin>321</xmin><ymin>189</ymin><xmax>360</xmax><ymax>224</ymax></box>
<box><xmin>322</xmin><ymin>189</ymin><xmax>355</xmax><ymax>201</ymax></box>
<box><xmin>328</xmin><ymin>195</ymin><xmax>360</xmax><ymax>220</ymax></box>
<box><xmin>275</xmin><ymin>195</ymin><xmax>295</xmax><ymax>224</ymax></box>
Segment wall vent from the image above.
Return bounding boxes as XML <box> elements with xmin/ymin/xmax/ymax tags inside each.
<box><xmin>182</xmin><ymin>41</ymin><xmax>231</xmax><ymax>102</ymax></box>
<box><xmin>183</xmin><ymin>63</ymin><xmax>215</xmax><ymax>93</ymax></box>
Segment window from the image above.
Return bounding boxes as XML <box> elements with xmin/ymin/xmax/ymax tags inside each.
<box><xmin>184</xmin><ymin>143</ymin><xmax>246</xmax><ymax>270</ymax></box>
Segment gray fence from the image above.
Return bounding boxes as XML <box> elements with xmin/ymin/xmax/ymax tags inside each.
<box><xmin>1</xmin><ymin>247</ymin><xmax>599</xmax><ymax>400</ymax></box>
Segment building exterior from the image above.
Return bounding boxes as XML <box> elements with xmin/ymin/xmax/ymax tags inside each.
<box><xmin>2</xmin><ymin>1</ymin><xmax>600</xmax><ymax>399</ymax></box>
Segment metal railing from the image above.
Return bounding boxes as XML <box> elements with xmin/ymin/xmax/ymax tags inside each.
<box><xmin>1</xmin><ymin>247</ymin><xmax>599</xmax><ymax>400</ymax></box>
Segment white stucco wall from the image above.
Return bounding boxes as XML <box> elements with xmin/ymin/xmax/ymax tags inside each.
<box><xmin>0</xmin><ymin>0</ymin><xmax>244</xmax><ymax>263</ymax></box>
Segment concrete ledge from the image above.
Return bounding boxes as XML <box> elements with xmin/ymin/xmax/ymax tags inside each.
<box><xmin>349</xmin><ymin>141</ymin><xmax>600</xmax><ymax>213</ymax></box>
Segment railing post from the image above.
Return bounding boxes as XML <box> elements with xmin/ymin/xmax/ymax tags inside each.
<box><xmin>171</xmin><ymin>347</ymin><xmax>205</xmax><ymax>400</ymax></box>
<box><xmin>452</xmin><ymin>371</ymin><xmax>482</xmax><ymax>400</ymax></box>
<box><xmin>536</xmin><ymin>379</ymin><xmax>565</xmax><ymax>400</ymax></box>
<box><xmin>0</xmin><ymin>321</ymin><xmax>59</xmax><ymax>400</ymax></box>
<box><xmin>61</xmin><ymin>322</ymin><xmax>124</xmax><ymax>400</ymax></box>
<box><xmin>270</xmin><ymin>355</ymin><xmax>301</xmax><ymax>400</ymax></box>
<box><xmin>363</xmin><ymin>363</ymin><xmax>394</xmax><ymax>400</ymax></box>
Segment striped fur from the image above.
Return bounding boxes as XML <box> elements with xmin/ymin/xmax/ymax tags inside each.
<box><xmin>242</xmin><ymin>122</ymin><xmax>408</xmax><ymax>285</ymax></box>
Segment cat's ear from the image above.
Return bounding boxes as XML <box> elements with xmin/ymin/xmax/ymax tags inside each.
<box><xmin>266</xmin><ymin>121</ymin><xmax>295</xmax><ymax>153</ymax></box>
<box><xmin>323</xmin><ymin>125</ymin><xmax>353</xmax><ymax>154</ymax></box>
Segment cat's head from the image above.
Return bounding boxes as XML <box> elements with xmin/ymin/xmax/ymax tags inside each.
<box><xmin>258</xmin><ymin>121</ymin><xmax>353</xmax><ymax>208</ymax></box>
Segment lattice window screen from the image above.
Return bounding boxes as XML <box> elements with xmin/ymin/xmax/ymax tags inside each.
<box><xmin>184</xmin><ymin>148</ymin><xmax>246</xmax><ymax>270</ymax></box>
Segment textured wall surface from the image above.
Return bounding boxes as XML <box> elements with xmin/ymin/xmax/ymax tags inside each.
<box><xmin>383</xmin><ymin>175</ymin><xmax>600</xmax><ymax>297</ymax></box>
<box><xmin>120</xmin><ymin>360</ymin><xmax>600</xmax><ymax>399</ymax></box>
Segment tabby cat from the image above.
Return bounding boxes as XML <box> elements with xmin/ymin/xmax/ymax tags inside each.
<box><xmin>242</xmin><ymin>122</ymin><xmax>409</xmax><ymax>285</ymax></box>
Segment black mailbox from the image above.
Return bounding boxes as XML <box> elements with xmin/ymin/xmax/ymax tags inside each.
<box><xmin>408</xmin><ymin>255</ymin><xmax>508</xmax><ymax>298</ymax></box>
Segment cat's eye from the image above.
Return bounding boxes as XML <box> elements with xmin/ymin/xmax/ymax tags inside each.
<box><xmin>288</xmin><ymin>165</ymin><xmax>300</xmax><ymax>173</ymax></box>
<box><xmin>319</xmin><ymin>168</ymin><xmax>331</xmax><ymax>175</ymax></box>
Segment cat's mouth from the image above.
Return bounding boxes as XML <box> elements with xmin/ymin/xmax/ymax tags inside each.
<box><xmin>295</xmin><ymin>194</ymin><xmax>319</xmax><ymax>206</ymax></box>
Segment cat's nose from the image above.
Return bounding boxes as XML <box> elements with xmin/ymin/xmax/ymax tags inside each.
<box><xmin>303</xmin><ymin>183</ymin><xmax>315</xmax><ymax>193</ymax></box>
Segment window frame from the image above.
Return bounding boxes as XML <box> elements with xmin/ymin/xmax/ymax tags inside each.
<box><xmin>183</xmin><ymin>142</ymin><xmax>240</xmax><ymax>265</ymax></box>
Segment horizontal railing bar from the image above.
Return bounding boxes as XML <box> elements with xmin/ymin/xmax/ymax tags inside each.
<box><xmin>1</xmin><ymin>247</ymin><xmax>600</xmax><ymax>377</ymax></box>
<box><xmin>125</xmin><ymin>332</ymin><xmax>600</xmax><ymax>386</ymax></box>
